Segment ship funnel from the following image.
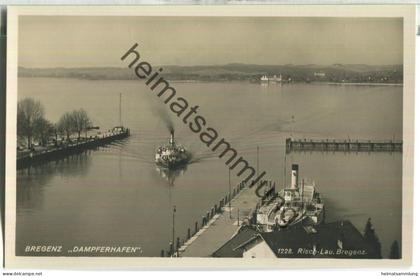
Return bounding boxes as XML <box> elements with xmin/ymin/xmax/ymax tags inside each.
<box><xmin>170</xmin><ymin>130</ymin><xmax>175</xmax><ymax>145</ymax></box>
<box><xmin>291</xmin><ymin>164</ymin><xmax>299</xmax><ymax>189</ymax></box>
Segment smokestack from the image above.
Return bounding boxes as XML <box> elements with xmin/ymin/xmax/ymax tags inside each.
<box><xmin>170</xmin><ymin>129</ymin><xmax>175</xmax><ymax>145</ymax></box>
<box><xmin>291</xmin><ymin>164</ymin><xmax>299</xmax><ymax>189</ymax></box>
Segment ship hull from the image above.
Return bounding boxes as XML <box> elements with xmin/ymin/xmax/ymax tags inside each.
<box><xmin>155</xmin><ymin>158</ymin><xmax>189</xmax><ymax>170</ymax></box>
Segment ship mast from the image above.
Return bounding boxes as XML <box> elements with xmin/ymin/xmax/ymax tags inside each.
<box><xmin>283</xmin><ymin>144</ymin><xmax>287</xmax><ymax>190</ymax></box>
<box><xmin>301</xmin><ymin>178</ymin><xmax>305</xmax><ymax>208</ymax></box>
<box><xmin>119</xmin><ymin>93</ymin><xmax>122</xmax><ymax>126</ymax></box>
<box><xmin>228</xmin><ymin>168</ymin><xmax>232</xmax><ymax>219</ymax></box>
<box><xmin>257</xmin><ymin>146</ymin><xmax>259</xmax><ymax>177</ymax></box>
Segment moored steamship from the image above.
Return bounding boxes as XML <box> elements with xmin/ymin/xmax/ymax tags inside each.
<box><xmin>256</xmin><ymin>164</ymin><xmax>325</xmax><ymax>231</ymax></box>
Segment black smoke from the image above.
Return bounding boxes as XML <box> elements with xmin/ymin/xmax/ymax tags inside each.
<box><xmin>153</xmin><ymin>105</ymin><xmax>174</xmax><ymax>134</ymax></box>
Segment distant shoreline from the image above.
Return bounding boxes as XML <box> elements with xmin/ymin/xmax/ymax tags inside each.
<box><xmin>18</xmin><ymin>76</ymin><xmax>403</xmax><ymax>86</ymax></box>
<box><xmin>18</xmin><ymin>64</ymin><xmax>403</xmax><ymax>84</ymax></box>
<box><xmin>327</xmin><ymin>82</ymin><xmax>403</xmax><ymax>87</ymax></box>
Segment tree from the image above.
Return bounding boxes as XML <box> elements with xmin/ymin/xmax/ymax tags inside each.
<box><xmin>71</xmin><ymin>109</ymin><xmax>92</xmax><ymax>139</ymax></box>
<box><xmin>53</xmin><ymin>123</ymin><xmax>59</xmax><ymax>143</ymax></box>
<box><xmin>57</xmin><ymin>112</ymin><xmax>75</xmax><ymax>141</ymax></box>
<box><xmin>33</xmin><ymin>118</ymin><xmax>55</xmax><ymax>146</ymax></box>
<box><xmin>363</xmin><ymin>218</ymin><xmax>382</xmax><ymax>258</ymax></box>
<box><xmin>17</xmin><ymin>98</ymin><xmax>45</xmax><ymax>149</ymax></box>
<box><xmin>389</xmin><ymin>240</ymin><xmax>400</xmax><ymax>259</ymax></box>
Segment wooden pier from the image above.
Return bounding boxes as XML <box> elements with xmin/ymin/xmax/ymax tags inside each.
<box><xmin>172</xmin><ymin>181</ymin><xmax>260</xmax><ymax>257</ymax></box>
<box><xmin>17</xmin><ymin>128</ymin><xmax>130</xmax><ymax>169</ymax></box>
<box><xmin>286</xmin><ymin>137</ymin><xmax>402</xmax><ymax>154</ymax></box>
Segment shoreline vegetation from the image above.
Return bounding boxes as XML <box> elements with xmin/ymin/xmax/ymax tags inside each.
<box><xmin>18</xmin><ymin>63</ymin><xmax>403</xmax><ymax>85</ymax></box>
<box><xmin>17</xmin><ymin>97</ymin><xmax>130</xmax><ymax>168</ymax></box>
<box><xmin>18</xmin><ymin>98</ymin><xmax>93</xmax><ymax>155</ymax></box>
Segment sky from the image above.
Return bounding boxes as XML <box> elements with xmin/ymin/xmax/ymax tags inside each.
<box><xmin>18</xmin><ymin>16</ymin><xmax>403</xmax><ymax>68</ymax></box>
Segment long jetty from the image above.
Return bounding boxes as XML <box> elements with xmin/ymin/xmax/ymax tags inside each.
<box><xmin>17</xmin><ymin>128</ymin><xmax>130</xmax><ymax>169</ymax></box>
<box><xmin>161</xmin><ymin>180</ymin><xmax>274</xmax><ymax>257</ymax></box>
<box><xmin>286</xmin><ymin>137</ymin><xmax>402</xmax><ymax>154</ymax></box>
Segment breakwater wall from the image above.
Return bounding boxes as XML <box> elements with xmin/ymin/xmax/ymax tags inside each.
<box><xmin>286</xmin><ymin>137</ymin><xmax>402</xmax><ymax>154</ymax></box>
<box><xmin>17</xmin><ymin>129</ymin><xmax>130</xmax><ymax>169</ymax></box>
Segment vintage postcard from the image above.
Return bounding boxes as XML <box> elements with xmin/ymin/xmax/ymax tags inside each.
<box><xmin>4</xmin><ymin>5</ymin><xmax>415</xmax><ymax>269</ymax></box>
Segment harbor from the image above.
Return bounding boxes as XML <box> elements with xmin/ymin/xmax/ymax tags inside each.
<box><xmin>15</xmin><ymin>79</ymin><xmax>403</xmax><ymax>258</ymax></box>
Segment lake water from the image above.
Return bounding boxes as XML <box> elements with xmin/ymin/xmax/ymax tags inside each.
<box><xmin>16</xmin><ymin>77</ymin><xmax>402</xmax><ymax>257</ymax></box>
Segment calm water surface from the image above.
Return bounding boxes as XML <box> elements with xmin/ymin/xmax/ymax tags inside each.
<box><xmin>17</xmin><ymin>78</ymin><xmax>402</xmax><ymax>257</ymax></box>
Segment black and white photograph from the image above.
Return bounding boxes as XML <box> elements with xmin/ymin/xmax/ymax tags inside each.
<box><xmin>3</xmin><ymin>5</ymin><xmax>416</xmax><ymax>269</ymax></box>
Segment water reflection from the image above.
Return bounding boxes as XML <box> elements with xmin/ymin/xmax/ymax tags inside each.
<box><xmin>155</xmin><ymin>165</ymin><xmax>187</xmax><ymax>186</ymax></box>
<box><xmin>17</xmin><ymin>152</ymin><xmax>92</xmax><ymax>212</ymax></box>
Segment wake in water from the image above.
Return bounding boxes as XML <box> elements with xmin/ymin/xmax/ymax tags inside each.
<box><xmin>188</xmin><ymin>150</ymin><xmax>219</xmax><ymax>164</ymax></box>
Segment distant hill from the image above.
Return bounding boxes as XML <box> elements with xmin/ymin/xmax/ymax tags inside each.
<box><xmin>18</xmin><ymin>64</ymin><xmax>403</xmax><ymax>83</ymax></box>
